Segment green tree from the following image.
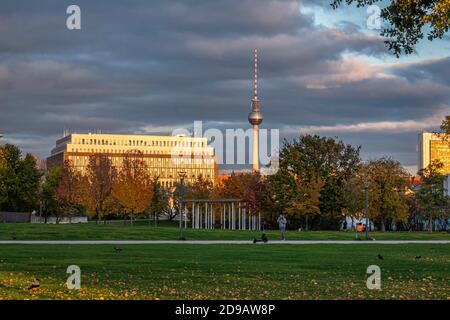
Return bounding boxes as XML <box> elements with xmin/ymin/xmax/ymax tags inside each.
<box><xmin>265</xmin><ymin>169</ymin><xmax>296</xmax><ymax>225</ymax></box>
<box><xmin>276</xmin><ymin>135</ymin><xmax>361</xmax><ymax>229</ymax></box>
<box><xmin>416</xmin><ymin>160</ymin><xmax>450</xmax><ymax>232</ymax></box>
<box><xmin>332</xmin><ymin>0</ymin><xmax>450</xmax><ymax>56</ymax></box>
<box><xmin>40</xmin><ymin>166</ymin><xmax>62</xmax><ymax>222</ymax></box>
<box><xmin>0</xmin><ymin>144</ymin><xmax>42</xmax><ymax>212</ymax></box>
<box><xmin>441</xmin><ymin>116</ymin><xmax>450</xmax><ymax>135</ymax></box>
<box><xmin>441</xmin><ymin>116</ymin><xmax>450</xmax><ymax>146</ymax></box>
<box><xmin>362</xmin><ymin>158</ymin><xmax>410</xmax><ymax>231</ymax></box>
<box><xmin>186</xmin><ymin>175</ymin><xmax>214</xmax><ymax>199</ymax></box>
<box><xmin>148</xmin><ymin>177</ymin><xmax>168</xmax><ymax>226</ymax></box>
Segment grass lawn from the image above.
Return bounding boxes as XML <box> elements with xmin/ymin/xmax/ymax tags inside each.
<box><xmin>0</xmin><ymin>244</ymin><xmax>449</xmax><ymax>300</ymax></box>
<box><xmin>0</xmin><ymin>221</ymin><xmax>449</xmax><ymax>240</ymax></box>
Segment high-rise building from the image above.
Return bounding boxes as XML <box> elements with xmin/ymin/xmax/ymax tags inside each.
<box><xmin>418</xmin><ymin>131</ymin><xmax>450</xmax><ymax>174</ymax></box>
<box><xmin>47</xmin><ymin>133</ymin><xmax>218</xmax><ymax>187</ymax></box>
<box><xmin>248</xmin><ymin>49</ymin><xmax>263</xmax><ymax>172</ymax></box>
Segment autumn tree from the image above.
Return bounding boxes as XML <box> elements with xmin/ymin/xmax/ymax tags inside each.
<box><xmin>54</xmin><ymin>160</ymin><xmax>84</xmax><ymax>222</ymax></box>
<box><xmin>241</xmin><ymin>172</ymin><xmax>267</xmax><ymax>219</ymax></box>
<box><xmin>286</xmin><ymin>174</ymin><xmax>324</xmax><ymax>231</ymax></box>
<box><xmin>113</xmin><ymin>151</ymin><xmax>152</xmax><ymax>224</ymax></box>
<box><xmin>215</xmin><ymin>172</ymin><xmax>268</xmax><ymax>224</ymax></box>
<box><xmin>361</xmin><ymin>158</ymin><xmax>410</xmax><ymax>231</ymax></box>
<box><xmin>82</xmin><ymin>154</ymin><xmax>117</xmax><ymax>222</ymax></box>
<box><xmin>332</xmin><ymin>0</ymin><xmax>450</xmax><ymax>56</ymax></box>
<box><xmin>416</xmin><ymin>160</ymin><xmax>450</xmax><ymax>232</ymax></box>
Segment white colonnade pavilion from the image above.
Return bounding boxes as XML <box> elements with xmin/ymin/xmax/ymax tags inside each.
<box><xmin>183</xmin><ymin>198</ymin><xmax>261</xmax><ymax>231</ymax></box>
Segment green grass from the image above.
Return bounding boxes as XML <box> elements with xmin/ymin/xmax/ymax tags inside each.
<box><xmin>0</xmin><ymin>244</ymin><xmax>448</xmax><ymax>299</ymax></box>
<box><xmin>0</xmin><ymin>222</ymin><xmax>449</xmax><ymax>240</ymax></box>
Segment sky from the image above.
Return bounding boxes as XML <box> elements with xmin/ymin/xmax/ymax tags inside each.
<box><xmin>0</xmin><ymin>0</ymin><xmax>449</xmax><ymax>174</ymax></box>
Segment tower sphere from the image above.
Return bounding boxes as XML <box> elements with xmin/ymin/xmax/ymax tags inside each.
<box><xmin>248</xmin><ymin>110</ymin><xmax>263</xmax><ymax>125</ymax></box>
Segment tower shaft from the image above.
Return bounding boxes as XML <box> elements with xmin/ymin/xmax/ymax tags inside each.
<box><xmin>252</xmin><ymin>125</ymin><xmax>259</xmax><ymax>172</ymax></box>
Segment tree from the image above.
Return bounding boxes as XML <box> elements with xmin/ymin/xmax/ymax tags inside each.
<box><xmin>286</xmin><ymin>174</ymin><xmax>324</xmax><ymax>231</ymax></box>
<box><xmin>148</xmin><ymin>177</ymin><xmax>168</xmax><ymax>226</ymax></box>
<box><xmin>0</xmin><ymin>144</ymin><xmax>42</xmax><ymax>212</ymax></box>
<box><xmin>82</xmin><ymin>154</ymin><xmax>117</xmax><ymax>222</ymax></box>
<box><xmin>332</xmin><ymin>0</ymin><xmax>450</xmax><ymax>56</ymax></box>
<box><xmin>265</xmin><ymin>169</ymin><xmax>296</xmax><ymax>226</ymax></box>
<box><xmin>113</xmin><ymin>151</ymin><xmax>152</xmax><ymax>224</ymax></box>
<box><xmin>241</xmin><ymin>172</ymin><xmax>266</xmax><ymax>219</ymax></box>
<box><xmin>342</xmin><ymin>175</ymin><xmax>366</xmax><ymax>229</ymax></box>
<box><xmin>441</xmin><ymin>115</ymin><xmax>450</xmax><ymax>146</ymax></box>
<box><xmin>361</xmin><ymin>158</ymin><xmax>410</xmax><ymax>231</ymax></box>
<box><xmin>276</xmin><ymin>135</ymin><xmax>361</xmax><ymax>229</ymax></box>
<box><xmin>40</xmin><ymin>166</ymin><xmax>62</xmax><ymax>222</ymax></box>
<box><xmin>186</xmin><ymin>175</ymin><xmax>214</xmax><ymax>199</ymax></box>
<box><xmin>441</xmin><ymin>116</ymin><xmax>450</xmax><ymax>135</ymax></box>
<box><xmin>54</xmin><ymin>160</ymin><xmax>84</xmax><ymax>222</ymax></box>
<box><xmin>416</xmin><ymin>160</ymin><xmax>450</xmax><ymax>232</ymax></box>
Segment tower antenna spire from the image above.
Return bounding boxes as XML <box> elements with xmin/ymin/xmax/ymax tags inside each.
<box><xmin>253</xmin><ymin>48</ymin><xmax>258</xmax><ymax>100</ymax></box>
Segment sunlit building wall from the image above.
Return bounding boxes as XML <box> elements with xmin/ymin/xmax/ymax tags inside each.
<box><xmin>47</xmin><ymin>133</ymin><xmax>218</xmax><ymax>187</ymax></box>
<box><xmin>418</xmin><ymin>131</ymin><xmax>450</xmax><ymax>174</ymax></box>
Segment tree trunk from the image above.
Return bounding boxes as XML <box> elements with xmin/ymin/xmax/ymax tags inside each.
<box><xmin>429</xmin><ymin>215</ymin><xmax>433</xmax><ymax>232</ymax></box>
<box><xmin>380</xmin><ymin>220</ymin><xmax>386</xmax><ymax>232</ymax></box>
<box><xmin>305</xmin><ymin>215</ymin><xmax>309</xmax><ymax>231</ymax></box>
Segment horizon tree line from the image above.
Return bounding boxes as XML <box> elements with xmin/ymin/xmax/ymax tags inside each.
<box><xmin>1</xmin><ymin>129</ymin><xmax>449</xmax><ymax>231</ymax></box>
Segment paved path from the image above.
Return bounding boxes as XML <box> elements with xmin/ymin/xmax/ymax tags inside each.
<box><xmin>0</xmin><ymin>240</ymin><xmax>449</xmax><ymax>245</ymax></box>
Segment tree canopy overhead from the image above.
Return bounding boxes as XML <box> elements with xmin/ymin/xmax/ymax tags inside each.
<box><xmin>331</xmin><ymin>0</ymin><xmax>450</xmax><ymax>56</ymax></box>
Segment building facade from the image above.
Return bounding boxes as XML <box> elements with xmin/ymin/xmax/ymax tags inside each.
<box><xmin>47</xmin><ymin>133</ymin><xmax>218</xmax><ymax>187</ymax></box>
<box><xmin>418</xmin><ymin>131</ymin><xmax>450</xmax><ymax>174</ymax></box>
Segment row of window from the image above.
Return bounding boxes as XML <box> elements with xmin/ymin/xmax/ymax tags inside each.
<box><xmin>73</xmin><ymin>138</ymin><xmax>206</xmax><ymax>148</ymax></box>
<box><xmin>69</xmin><ymin>148</ymin><xmax>211</xmax><ymax>156</ymax></box>
<box><xmin>69</xmin><ymin>155</ymin><xmax>215</xmax><ymax>166</ymax></box>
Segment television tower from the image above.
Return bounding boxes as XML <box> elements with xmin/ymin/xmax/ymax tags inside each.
<box><xmin>248</xmin><ymin>48</ymin><xmax>263</xmax><ymax>172</ymax></box>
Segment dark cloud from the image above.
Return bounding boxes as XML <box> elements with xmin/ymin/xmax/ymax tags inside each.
<box><xmin>0</xmin><ymin>0</ymin><xmax>448</xmax><ymax>173</ymax></box>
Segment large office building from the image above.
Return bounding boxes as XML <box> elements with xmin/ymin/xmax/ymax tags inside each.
<box><xmin>47</xmin><ymin>133</ymin><xmax>218</xmax><ymax>187</ymax></box>
<box><xmin>418</xmin><ymin>131</ymin><xmax>450</xmax><ymax>174</ymax></box>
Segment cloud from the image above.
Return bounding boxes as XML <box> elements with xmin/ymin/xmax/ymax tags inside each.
<box><xmin>0</xmin><ymin>0</ymin><xmax>448</xmax><ymax>172</ymax></box>
<box><xmin>286</xmin><ymin>109</ymin><xmax>448</xmax><ymax>135</ymax></box>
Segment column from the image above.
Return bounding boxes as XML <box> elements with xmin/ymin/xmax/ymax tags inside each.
<box><xmin>231</xmin><ymin>202</ymin><xmax>235</xmax><ymax>230</ymax></box>
<box><xmin>191</xmin><ymin>202</ymin><xmax>195</xmax><ymax>229</ymax></box>
<box><xmin>212</xmin><ymin>204</ymin><xmax>215</xmax><ymax>229</ymax></box>
<box><xmin>196</xmin><ymin>203</ymin><xmax>200</xmax><ymax>229</ymax></box>
<box><xmin>238</xmin><ymin>206</ymin><xmax>241</xmax><ymax>230</ymax></box>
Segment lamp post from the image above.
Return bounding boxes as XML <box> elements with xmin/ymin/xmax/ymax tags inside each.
<box><xmin>364</xmin><ymin>181</ymin><xmax>369</xmax><ymax>240</ymax></box>
<box><xmin>178</xmin><ymin>170</ymin><xmax>187</xmax><ymax>240</ymax></box>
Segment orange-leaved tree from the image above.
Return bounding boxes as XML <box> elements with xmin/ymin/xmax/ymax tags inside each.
<box><xmin>54</xmin><ymin>160</ymin><xmax>84</xmax><ymax>221</ymax></box>
<box><xmin>82</xmin><ymin>154</ymin><xmax>117</xmax><ymax>222</ymax></box>
<box><xmin>113</xmin><ymin>151</ymin><xmax>152</xmax><ymax>224</ymax></box>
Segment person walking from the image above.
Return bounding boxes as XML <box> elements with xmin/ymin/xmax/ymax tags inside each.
<box><xmin>277</xmin><ymin>214</ymin><xmax>287</xmax><ymax>240</ymax></box>
<box><xmin>355</xmin><ymin>223</ymin><xmax>363</xmax><ymax>240</ymax></box>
